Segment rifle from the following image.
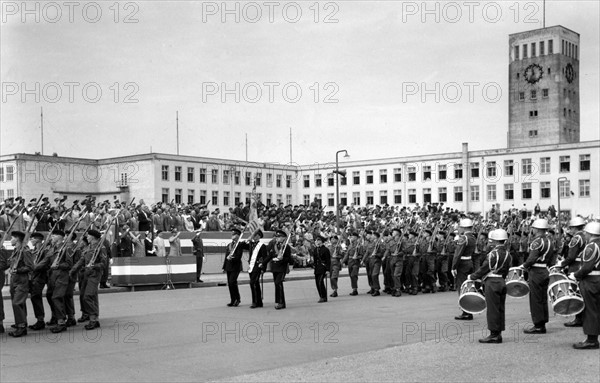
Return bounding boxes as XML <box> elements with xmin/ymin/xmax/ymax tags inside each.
<box><xmin>87</xmin><ymin>216</ymin><xmax>116</xmax><ymax>268</ymax></box>
<box><xmin>8</xmin><ymin>194</ymin><xmax>44</xmax><ymax>272</ymax></box>
<box><xmin>51</xmin><ymin>211</ymin><xmax>89</xmax><ymax>269</ymax></box>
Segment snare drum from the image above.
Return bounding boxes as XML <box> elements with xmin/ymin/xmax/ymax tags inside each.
<box><xmin>506</xmin><ymin>267</ymin><xmax>529</xmax><ymax>298</ymax></box>
<box><xmin>548</xmin><ymin>269</ymin><xmax>569</xmax><ymax>286</ymax></box>
<box><xmin>458</xmin><ymin>279</ymin><xmax>486</xmax><ymax>315</ymax></box>
<box><xmin>547</xmin><ymin>279</ymin><xmax>585</xmax><ymax>316</ymax></box>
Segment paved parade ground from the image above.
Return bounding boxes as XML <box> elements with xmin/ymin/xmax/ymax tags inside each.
<box><xmin>1</xmin><ymin>275</ymin><xmax>598</xmax><ymax>382</ymax></box>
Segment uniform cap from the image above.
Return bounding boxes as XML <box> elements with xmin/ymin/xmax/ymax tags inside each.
<box><xmin>489</xmin><ymin>229</ymin><xmax>508</xmax><ymax>241</ymax></box>
<box><xmin>583</xmin><ymin>222</ymin><xmax>600</xmax><ymax>236</ymax></box>
<box><xmin>88</xmin><ymin>229</ymin><xmax>102</xmax><ymax>239</ymax></box>
<box><xmin>31</xmin><ymin>232</ymin><xmax>45</xmax><ymax>240</ymax></box>
<box><xmin>532</xmin><ymin>219</ymin><xmax>549</xmax><ymax>230</ymax></box>
<box><xmin>51</xmin><ymin>229</ymin><xmax>66</xmax><ymax>236</ymax></box>
<box><xmin>459</xmin><ymin>218</ymin><xmax>474</xmax><ymax>228</ymax></box>
<box><xmin>231</xmin><ymin>228</ymin><xmax>242</xmax><ymax>236</ymax></box>
<box><xmin>10</xmin><ymin>231</ymin><xmax>25</xmax><ymax>241</ymax></box>
<box><xmin>569</xmin><ymin>217</ymin><xmax>586</xmax><ymax>227</ymax></box>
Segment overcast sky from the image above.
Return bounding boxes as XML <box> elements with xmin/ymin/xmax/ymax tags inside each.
<box><xmin>1</xmin><ymin>1</ymin><xmax>598</xmax><ymax>166</ymax></box>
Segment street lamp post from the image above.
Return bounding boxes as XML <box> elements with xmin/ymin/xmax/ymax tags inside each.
<box><xmin>334</xmin><ymin>150</ymin><xmax>349</xmax><ymax>234</ymax></box>
<box><xmin>557</xmin><ymin>176</ymin><xmax>568</xmax><ymax>226</ymax></box>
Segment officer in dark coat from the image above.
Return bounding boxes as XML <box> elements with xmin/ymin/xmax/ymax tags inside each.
<box><xmin>260</xmin><ymin>229</ymin><xmax>292</xmax><ymax>309</ymax></box>
<box><xmin>311</xmin><ymin>235</ymin><xmax>331</xmax><ymax>302</ymax></box>
<box><xmin>241</xmin><ymin>229</ymin><xmax>267</xmax><ymax>308</ymax></box>
<box><xmin>192</xmin><ymin>230</ymin><xmax>204</xmax><ymax>282</ymax></box>
<box><xmin>222</xmin><ymin>228</ymin><xmax>244</xmax><ymax>307</ymax></box>
<box><xmin>7</xmin><ymin>231</ymin><xmax>33</xmax><ymax>337</ymax></box>
<box><xmin>452</xmin><ymin>219</ymin><xmax>476</xmax><ymax>320</ymax></box>
<box><xmin>469</xmin><ymin>229</ymin><xmax>512</xmax><ymax>343</ymax></box>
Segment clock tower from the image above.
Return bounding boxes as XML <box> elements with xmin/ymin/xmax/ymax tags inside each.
<box><xmin>508</xmin><ymin>26</ymin><xmax>580</xmax><ymax>148</ymax></box>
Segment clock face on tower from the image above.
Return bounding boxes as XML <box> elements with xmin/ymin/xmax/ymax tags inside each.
<box><xmin>565</xmin><ymin>63</ymin><xmax>575</xmax><ymax>84</ymax></box>
<box><xmin>524</xmin><ymin>63</ymin><xmax>544</xmax><ymax>84</ymax></box>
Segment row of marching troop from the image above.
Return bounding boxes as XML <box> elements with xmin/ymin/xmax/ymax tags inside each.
<box><xmin>456</xmin><ymin>216</ymin><xmax>600</xmax><ymax>349</ymax></box>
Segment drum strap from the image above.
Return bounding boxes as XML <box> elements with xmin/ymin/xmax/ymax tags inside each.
<box><xmin>489</xmin><ymin>248</ymin><xmax>509</xmax><ymax>276</ymax></box>
<box><xmin>538</xmin><ymin>238</ymin><xmax>552</xmax><ymax>263</ymax></box>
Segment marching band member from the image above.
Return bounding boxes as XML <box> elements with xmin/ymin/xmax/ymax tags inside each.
<box><xmin>468</xmin><ymin>229</ymin><xmax>512</xmax><ymax>343</ymax></box>
<box><xmin>559</xmin><ymin>217</ymin><xmax>587</xmax><ymax>327</ymax></box>
<box><xmin>452</xmin><ymin>219</ymin><xmax>476</xmax><ymax>320</ymax></box>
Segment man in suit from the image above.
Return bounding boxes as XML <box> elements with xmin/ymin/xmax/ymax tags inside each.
<box><xmin>260</xmin><ymin>229</ymin><xmax>292</xmax><ymax>309</ymax></box>
<box><xmin>241</xmin><ymin>229</ymin><xmax>267</xmax><ymax>308</ymax></box>
<box><xmin>192</xmin><ymin>229</ymin><xmax>205</xmax><ymax>282</ymax></box>
<box><xmin>311</xmin><ymin>235</ymin><xmax>331</xmax><ymax>302</ymax></box>
<box><xmin>222</xmin><ymin>228</ymin><xmax>244</xmax><ymax>307</ymax></box>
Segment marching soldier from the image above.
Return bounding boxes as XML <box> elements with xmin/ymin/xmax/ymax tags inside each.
<box><xmin>452</xmin><ymin>219</ymin><xmax>476</xmax><ymax>320</ymax></box>
<box><xmin>241</xmin><ymin>229</ymin><xmax>267</xmax><ymax>308</ymax></box>
<box><xmin>361</xmin><ymin>231</ymin><xmax>375</xmax><ymax>294</ymax></box>
<box><xmin>328</xmin><ymin>235</ymin><xmax>344</xmax><ymax>298</ymax></box>
<box><xmin>260</xmin><ymin>229</ymin><xmax>292</xmax><ymax>309</ymax></box>
<box><xmin>381</xmin><ymin>230</ymin><xmax>394</xmax><ymax>294</ymax></box>
<box><xmin>387</xmin><ymin>227</ymin><xmax>403</xmax><ymax>297</ymax></box>
<box><xmin>28</xmin><ymin>232</ymin><xmax>49</xmax><ymax>330</ymax></box>
<box><xmin>0</xmin><ymin>234</ymin><xmax>8</xmax><ymax>334</ymax></box>
<box><xmin>468</xmin><ymin>229</ymin><xmax>512</xmax><ymax>343</ymax></box>
<box><xmin>7</xmin><ymin>231</ymin><xmax>33</xmax><ymax>337</ymax></box>
<box><xmin>509</xmin><ymin>231</ymin><xmax>522</xmax><ymax>267</ymax></box>
<box><xmin>47</xmin><ymin>229</ymin><xmax>75</xmax><ymax>333</ymax></box>
<box><xmin>342</xmin><ymin>231</ymin><xmax>362</xmax><ymax>296</ymax></box>
<box><xmin>446</xmin><ymin>232</ymin><xmax>457</xmax><ymax>291</ymax></box>
<box><xmin>570</xmin><ymin>221</ymin><xmax>600</xmax><ymax>350</ymax></box>
<box><xmin>521</xmin><ymin>219</ymin><xmax>554</xmax><ymax>334</ymax></box>
<box><xmin>311</xmin><ymin>235</ymin><xmax>331</xmax><ymax>302</ymax></box>
<box><xmin>421</xmin><ymin>229</ymin><xmax>437</xmax><ymax>294</ymax></box>
<box><xmin>222</xmin><ymin>228</ymin><xmax>243</xmax><ymax>307</ymax></box>
<box><xmin>70</xmin><ymin>229</ymin><xmax>106</xmax><ymax>330</ymax></box>
<box><xmin>192</xmin><ymin>229</ymin><xmax>205</xmax><ymax>282</ymax></box>
<box><xmin>473</xmin><ymin>231</ymin><xmax>488</xmax><ymax>272</ymax></box>
<box><xmin>404</xmin><ymin>231</ymin><xmax>419</xmax><ymax>295</ymax></box>
<box><xmin>363</xmin><ymin>231</ymin><xmax>383</xmax><ymax>296</ymax></box>
<box><xmin>435</xmin><ymin>231</ymin><xmax>449</xmax><ymax>292</ymax></box>
<box><xmin>559</xmin><ymin>217</ymin><xmax>587</xmax><ymax>327</ymax></box>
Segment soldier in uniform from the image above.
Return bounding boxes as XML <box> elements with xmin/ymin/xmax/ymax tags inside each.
<box><xmin>559</xmin><ymin>217</ymin><xmax>587</xmax><ymax>327</ymax></box>
<box><xmin>404</xmin><ymin>231</ymin><xmax>419</xmax><ymax>295</ymax></box>
<box><xmin>7</xmin><ymin>231</ymin><xmax>33</xmax><ymax>337</ymax></box>
<box><xmin>192</xmin><ymin>229</ymin><xmax>204</xmax><ymax>282</ymax></box>
<box><xmin>260</xmin><ymin>229</ymin><xmax>292</xmax><ymax>309</ymax></box>
<box><xmin>70</xmin><ymin>229</ymin><xmax>107</xmax><ymax>330</ymax></box>
<box><xmin>241</xmin><ymin>229</ymin><xmax>267</xmax><ymax>308</ymax></box>
<box><xmin>361</xmin><ymin>231</ymin><xmax>375</xmax><ymax>293</ymax></box>
<box><xmin>28</xmin><ymin>232</ymin><xmax>49</xmax><ymax>330</ymax></box>
<box><xmin>387</xmin><ymin>228</ymin><xmax>403</xmax><ymax>297</ymax></box>
<box><xmin>64</xmin><ymin>231</ymin><xmax>79</xmax><ymax>327</ymax></box>
<box><xmin>311</xmin><ymin>235</ymin><xmax>331</xmax><ymax>302</ymax></box>
<box><xmin>469</xmin><ymin>229</ymin><xmax>512</xmax><ymax>343</ymax></box>
<box><xmin>473</xmin><ymin>231</ymin><xmax>488</xmax><ymax>272</ymax></box>
<box><xmin>46</xmin><ymin>229</ymin><xmax>75</xmax><ymax>333</ymax></box>
<box><xmin>328</xmin><ymin>235</ymin><xmax>344</xmax><ymax>298</ymax></box>
<box><xmin>421</xmin><ymin>229</ymin><xmax>437</xmax><ymax>294</ymax></box>
<box><xmin>570</xmin><ymin>221</ymin><xmax>600</xmax><ymax>349</ymax></box>
<box><xmin>521</xmin><ymin>219</ymin><xmax>554</xmax><ymax>334</ymax></box>
<box><xmin>341</xmin><ymin>231</ymin><xmax>362</xmax><ymax>296</ymax></box>
<box><xmin>451</xmin><ymin>219</ymin><xmax>476</xmax><ymax>320</ymax></box>
<box><xmin>435</xmin><ymin>231</ymin><xmax>449</xmax><ymax>292</ymax></box>
<box><xmin>222</xmin><ymin>228</ymin><xmax>243</xmax><ymax>307</ymax></box>
<box><xmin>363</xmin><ymin>231</ymin><xmax>383</xmax><ymax>296</ymax></box>
<box><xmin>381</xmin><ymin>230</ymin><xmax>394</xmax><ymax>294</ymax></box>
<box><xmin>0</xmin><ymin>232</ymin><xmax>8</xmax><ymax>334</ymax></box>
<box><xmin>446</xmin><ymin>232</ymin><xmax>457</xmax><ymax>291</ymax></box>
<box><xmin>509</xmin><ymin>231</ymin><xmax>522</xmax><ymax>267</ymax></box>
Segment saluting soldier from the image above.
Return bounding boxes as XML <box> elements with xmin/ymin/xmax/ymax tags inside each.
<box><xmin>241</xmin><ymin>229</ymin><xmax>267</xmax><ymax>308</ymax></box>
<box><xmin>451</xmin><ymin>219</ymin><xmax>476</xmax><ymax>320</ymax></box>
<box><xmin>559</xmin><ymin>217</ymin><xmax>587</xmax><ymax>327</ymax></box>
<box><xmin>311</xmin><ymin>235</ymin><xmax>331</xmax><ymax>302</ymax></box>
<box><xmin>570</xmin><ymin>221</ymin><xmax>600</xmax><ymax>350</ymax></box>
<box><xmin>328</xmin><ymin>235</ymin><xmax>345</xmax><ymax>298</ymax></box>
<box><xmin>47</xmin><ymin>229</ymin><xmax>75</xmax><ymax>333</ymax></box>
<box><xmin>341</xmin><ymin>231</ymin><xmax>362</xmax><ymax>296</ymax></box>
<box><xmin>28</xmin><ymin>232</ymin><xmax>49</xmax><ymax>331</ymax></box>
<box><xmin>387</xmin><ymin>227</ymin><xmax>403</xmax><ymax>297</ymax></box>
<box><xmin>71</xmin><ymin>229</ymin><xmax>107</xmax><ymax>330</ymax></box>
<box><xmin>469</xmin><ymin>229</ymin><xmax>512</xmax><ymax>343</ymax></box>
<box><xmin>222</xmin><ymin>228</ymin><xmax>244</xmax><ymax>307</ymax></box>
<box><xmin>521</xmin><ymin>219</ymin><xmax>554</xmax><ymax>334</ymax></box>
<box><xmin>260</xmin><ymin>229</ymin><xmax>292</xmax><ymax>309</ymax></box>
<box><xmin>7</xmin><ymin>231</ymin><xmax>33</xmax><ymax>337</ymax></box>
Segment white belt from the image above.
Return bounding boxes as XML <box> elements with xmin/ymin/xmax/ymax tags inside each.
<box><xmin>460</xmin><ymin>256</ymin><xmax>471</xmax><ymax>261</ymax></box>
<box><xmin>532</xmin><ymin>263</ymin><xmax>547</xmax><ymax>268</ymax></box>
<box><xmin>575</xmin><ymin>258</ymin><xmax>582</xmax><ymax>262</ymax></box>
<box><xmin>487</xmin><ymin>273</ymin><xmax>502</xmax><ymax>278</ymax></box>
<box><xmin>589</xmin><ymin>271</ymin><xmax>600</xmax><ymax>276</ymax></box>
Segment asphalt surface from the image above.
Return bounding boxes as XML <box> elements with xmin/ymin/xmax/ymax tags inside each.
<box><xmin>1</xmin><ymin>275</ymin><xmax>598</xmax><ymax>382</ymax></box>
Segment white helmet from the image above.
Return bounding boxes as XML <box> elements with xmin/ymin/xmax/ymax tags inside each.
<box><xmin>532</xmin><ymin>219</ymin><xmax>549</xmax><ymax>230</ymax></box>
<box><xmin>459</xmin><ymin>218</ymin><xmax>474</xmax><ymax>228</ymax></box>
<box><xmin>583</xmin><ymin>222</ymin><xmax>600</xmax><ymax>236</ymax></box>
<box><xmin>489</xmin><ymin>229</ymin><xmax>508</xmax><ymax>241</ymax></box>
<box><xmin>569</xmin><ymin>217</ymin><xmax>586</xmax><ymax>227</ymax></box>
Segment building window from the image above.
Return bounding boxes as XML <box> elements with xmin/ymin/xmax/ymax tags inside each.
<box><xmin>276</xmin><ymin>194</ymin><xmax>282</xmax><ymax>205</ymax></box>
<box><xmin>454</xmin><ymin>164</ymin><xmax>463</xmax><ymax>179</ymax></box>
<box><xmin>559</xmin><ymin>179</ymin><xmax>570</xmax><ymax>198</ymax></box>
<box><xmin>579</xmin><ymin>180</ymin><xmax>590</xmax><ymax>197</ymax></box>
<box><xmin>327</xmin><ymin>193</ymin><xmax>334</xmax><ymax>207</ymax></box>
<box><xmin>393</xmin><ymin>190</ymin><xmax>402</xmax><ymax>204</ymax></box>
<box><xmin>255</xmin><ymin>173</ymin><xmax>262</xmax><ymax>186</ymax></box>
<box><xmin>276</xmin><ymin>174</ymin><xmax>282</xmax><ymax>187</ymax></box>
<box><xmin>235</xmin><ymin>192</ymin><xmax>241</xmax><ymax>205</ymax></box>
<box><xmin>423</xmin><ymin>188</ymin><xmax>431</xmax><ymax>203</ymax></box>
<box><xmin>423</xmin><ymin>166</ymin><xmax>432</xmax><ymax>181</ymax></box>
<box><xmin>540</xmin><ymin>182</ymin><xmax>551</xmax><ymax>198</ymax></box>
<box><xmin>223</xmin><ymin>170</ymin><xmax>230</xmax><ymax>185</ymax></box>
<box><xmin>522</xmin><ymin>158</ymin><xmax>532</xmax><ymax>175</ymax></box>
<box><xmin>211</xmin><ymin>169</ymin><xmax>218</xmax><ymax>184</ymax></box>
<box><xmin>315</xmin><ymin>174</ymin><xmax>322</xmax><ymax>187</ymax></box>
<box><xmin>522</xmin><ymin>44</ymin><xmax>527</xmax><ymax>58</ymax></box>
<box><xmin>352</xmin><ymin>192</ymin><xmax>360</xmax><ymax>205</ymax></box>
<box><xmin>187</xmin><ymin>190</ymin><xmax>195</xmax><ymax>205</ymax></box>
<box><xmin>486</xmin><ymin>161</ymin><xmax>497</xmax><ymax>178</ymax></box>
<box><xmin>519</xmin><ymin>92</ymin><xmax>525</xmax><ymax>101</ymax></box>
<box><xmin>314</xmin><ymin>194</ymin><xmax>322</xmax><ymax>207</ymax></box>
<box><xmin>199</xmin><ymin>168</ymin><xmax>206</xmax><ymax>183</ymax></box>
<box><xmin>408</xmin><ymin>189</ymin><xmax>416</xmax><ymax>204</ymax></box>
<box><xmin>454</xmin><ymin>186</ymin><xmax>463</xmax><ymax>202</ymax></box>
<box><xmin>265</xmin><ymin>193</ymin><xmax>271</xmax><ymax>206</ymax></box>
<box><xmin>540</xmin><ymin>41</ymin><xmax>545</xmax><ymax>55</ymax></box>
<box><xmin>542</xmin><ymin>88</ymin><xmax>549</xmax><ymax>98</ymax></box>
<box><xmin>0</xmin><ymin>190</ymin><xmax>3</xmax><ymax>202</ymax></box>
<box><xmin>408</xmin><ymin>166</ymin><xmax>416</xmax><ymax>181</ymax></box>
<box><xmin>286</xmin><ymin>175</ymin><xmax>292</xmax><ymax>188</ymax></box>
<box><xmin>175</xmin><ymin>189</ymin><xmax>182</xmax><ymax>204</ymax></box>
<box><xmin>303</xmin><ymin>175</ymin><xmax>310</xmax><ymax>188</ymax></box>
<box><xmin>438</xmin><ymin>165</ymin><xmax>447</xmax><ymax>180</ymax></box>
<box><xmin>504</xmin><ymin>184</ymin><xmax>514</xmax><ymax>200</ymax></box>
<box><xmin>531</xmin><ymin>42</ymin><xmax>536</xmax><ymax>57</ymax></box>
<box><xmin>470</xmin><ymin>186</ymin><xmax>479</xmax><ymax>202</ymax></box>
<box><xmin>6</xmin><ymin>189</ymin><xmax>13</xmax><ymax>199</ymax></box>
<box><xmin>380</xmin><ymin>169</ymin><xmax>387</xmax><ymax>183</ymax></box>
<box><xmin>529</xmin><ymin>110</ymin><xmax>538</xmax><ymax>117</ymax></box>
<box><xmin>340</xmin><ymin>175</ymin><xmax>347</xmax><ymax>186</ymax></box>
<box><xmin>531</xmin><ymin>90</ymin><xmax>537</xmax><ymax>100</ymax></box>
<box><xmin>234</xmin><ymin>171</ymin><xmax>240</xmax><ymax>185</ymax></box>
<box><xmin>186</xmin><ymin>167</ymin><xmax>194</xmax><ymax>182</ymax></box>
<box><xmin>0</xmin><ymin>167</ymin><xmax>3</xmax><ymax>182</ymax></box>
<box><xmin>394</xmin><ymin>168</ymin><xmax>402</xmax><ymax>182</ymax></box>
<box><xmin>366</xmin><ymin>170</ymin><xmax>373</xmax><ymax>184</ymax></box>
<box><xmin>303</xmin><ymin>195</ymin><xmax>310</xmax><ymax>206</ymax></box>
<box><xmin>353</xmin><ymin>171</ymin><xmax>360</xmax><ymax>185</ymax></box>
<box><xmin>504</xmin><ymin>160</ymin><xmax>513</xmax><ymax>176</ymax></box>
<box><xmin>580</xmin><ymin>154</ymin><xmax>590</xmax><ymax>171</ymax></box>
<box><xmin>212</xmin><ymin>191</ymin><xmax>218</xmax><ymax>205</ymax></box>
<box><xmin>266</xmin><ymin>173</ymin><xmax>273</xmax><ymax>187</ymax></box>
<box><xmin>224</xmin><ymin>191</ymin><xmax>231</xmax><ymax>206</ymax></box>
<box><xmin>529</xmin><ymin>130</ymin><xmax>538</xmax><ymax>137</ymax></box>
<box><xmin>366</xmin><ymin>191</ymin><xmax>374</xmax><ymax>205</ymax></box>
<box><xmin>548</xmin><ymin>39</ymin><xmax>553</xmax><ymax>54</ymax></box>
<box><xmin>470</xmin><ymin>162</ymin><xmax>479</xmax><ymax>178</ymax></box>
<box><xmin>162</xmin><ymin>188</ymin><xmax>169</xmax><ymax>203</ymax></box>
<box><xmin>340</xmin><ymin>192</ymin><xmax>347</xmax><ymax>206</ymax></box>
<box><xmin>438</xmin><ymin>187</ymin><xmax>447</xmax><ymax>202</ymax></box>
<box><xmin>245</xmin><ymin>172</ymin><xmax>252</xmax><ymax>186</ymax></box>
<box><xmin>327</xmin><ymin>174</ymin><xmax>334</xmax><ymax>187</ymax></box>
<box><xmin>174</xmin><ymin>166</ymin><xmax>181</xmax><ymax>182</ymax></box>
<box><xmin>200</xmin><ymin>190</ymin><xmax>207</xmax><ymax>205</ymax></box>
<box><xmin>487</xmin><ymin>185</ymin><xmax>496</xmax><ymax>201</ymax></box>
<box><xmin>540</xmin><ymin>157</ymin><xmax>551</xmax><ymax>174</ymax></box>
<box><xmin>522</xmin><ymin>183</ymin><xmax>532</xmax><ymax>199</ymax></box>
<box><xmin>286</xmin><ymin>194</ymin><xmax>292</xmax><ymax>205</ymax></box>
<box><xmin>161</xmin><ymin>165</ymin><xmax>169</xmax><ymax>181</ymax></box>
<box><xmin>560</xmin><ymin>156</ymin><xmax>570</xmax><ymax>172</ymax></box>
<box><xmin>380</xmin><ymin>190</ymin><xmax>388</xmax><ymax>204</ymax></box>
<box><xmin>514</xmin><ymin>45</ymin><xmax>519</xmax><ymax>60</ymax></box>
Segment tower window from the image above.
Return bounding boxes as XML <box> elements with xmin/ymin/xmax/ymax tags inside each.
<box><xmin>548</xmin><ymin>40</ymin><xmax>553</xmax><ymax>54</ymax></box>
<box><xmin>529</xmin><ymin>130</ymin><xmax>538</xmax><ymax>137</ymax></box>
<box><xmin>548</xmin><ymin>67</ymin><xmax>551</xmax><ymax>75</ymax></box>
<box><xmin>522</xmin><ymin>44</ymin><xmax>527</xmax><ymax>58</ymax></box>
<box><xmin>540</xmin><ymin>41</ymin><xmax>545</xmax><ymax>55</ymax></box>
<box><xmin>530</xmin><ymin>90</ymin><xmax>537</xmax><ymax>100</ymax></box>
<box><xmin>542</xmin><ymin>89</ymin><xmax>549</xmax><ymax>98</ymax></box>
<box><xmin>514</xmin><ymin>46</ymin><xmax>520</xmax><ymax>60</ymax></box>
<box><xmin>529</xmin><ymin>110</ymin><xmax>538</xmax><ymax>117</ymax></box>
<box><xmin>519</xmin><ymin>92</ymin><xmax>525</xmax><ymax>101</ymax></box>
<box><xmin>531</xmin><ymin>42</ymin><xmax>536</xmax><ymax>57</ymax></box>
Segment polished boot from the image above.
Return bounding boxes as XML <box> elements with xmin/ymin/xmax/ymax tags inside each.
<box><xmin>349</xmin><ymin>290</ymin><xmax>358</xmax><ymax>296</ymax></box>
<box><xmin>8</xmin><ymin>327</ymin><xmax>27</xmax><ymax>338</ymax></box>
<box><xmin>51</xmin><ymin>323</ymin><xmax>67</xmax><ymax>334</ymax></box>
<box><xmin>275</xmin><ymin>304</ymin><xmax>286</xmax><ymax>310</ymax></box>
<box><xmin>66</xmin><ymin>318</ymin><xmax>77</xmax><ymax>327</ymax></box>
<box><xmin>85</xmin><ymin>321</ymin><xmax>101</xmax><ymax>330</ymax></box>
<box><xmin>232</xmin><ymin>300</ymin><xmax>240</xmax><ymax>307</ymax></box>
<box><xmin>372</xmin><ymin>290</ymin><xmax>380</xmax><ymax>296</ymax></box>
<box><xmin>77</xmin><ymin>314</ymin><xmax>90</xmax><ymax>323</ymax></box>
<box><xmin>29</xmin><ymin>321</ymin><xmax>46</xmax><ymax>331</ymax></box>
<box><xmin>318</xmin><ymin>298</ymin><xmax>327</xmax><ymax>303</ymax></box>
<box><xmin>573</xmin><ymin>340</ymin><xmax>600</xmax><ymax>350</ymax></box>
<box><xmin>479</xmin><ymin>332</ymin><xmax>502</xmax><ymax>344</ymax></box>
<box><xmin>523</xmin><ymin>326</ymin><xmax>546</xmax><ymax>334</ymax></box>
<box><xmin>564</xmin><ymin>319</ymin><xmax>583</xmax><ymax>327</ymax></box>
<box><xmin>330</xmin><ymin>291</ymin><xmax>338</xmax><ymax>297</ymax></box>
<box><xmin>454</xmin><ymin>313</ymin><xmax>473</xmax><ymax>320</ymax></box>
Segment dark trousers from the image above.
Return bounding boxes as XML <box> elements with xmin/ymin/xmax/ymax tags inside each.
<box><xmin>405</xmin><ymin>256</ymin><xmax>420</xmax><ymax>291</ymax></box>
<box><xmin>365</xmin><ymin>261</ymin><xmax>373</xmax><ymax>288</ymax></box>
<box><xmin>472</xmin><ymin>253</ymin><xmax>484</xmax><ymax>273</ymax></box>
<box><xmin>65</xmin><ymin>277</ymin><xmax>76</xmax><ymax>319</ymax></box>
<box><xmin>484</xmin><ymin>277</ymin><xmax>507</xmax><ymax>332</ymax></box>
<box><xmin>49</xmin><ymin>270</ymin><xmax>69</xmax><ymax>323</ymax></box>
<box><xmin>436</xmin><ymin>255</ymin><xmax>449</xmax><ymax>289</ymax></box>
<box><xmin>273</xmin><ymin>271</ymin><xmax>285</xmax><ymax>305</ymax></box>
<box><xmin>315</xmin><ymin>272</ymin><xmax>327</xmax><ymax>298</ymax></box>
<box><xmin>347</xmin><ymin>259</ymin><xmax>360</xmax><ymax>290</ymax></box>
<box><xmin>226</xmin><ymin>270</ymin><xmax>241</xmax><ymax>302</ymax></box>
<box><xmin>579</xmin><ymin>277</ymin><xmax>600</xmax><ymax>336</ymax></box>
<box><xmin>528</xmin><ymin>267</ymin><xmax>549</xmax><ymax>327</ymax></box>
<box><xmin>447</xmin><ymin>254</ymin><xmax>455</xmax><ymax>288</ymax></box>
<box><xmin>249</xmin><ymin>270</ymin><xmax>262</xmax><ymax>306</ymax></box>
<box><xmin>369</xmin><ymin>258</ymin><xmax>381</xmax><ymax>291</ymax></box>
<box><xmin>29</xmin><ymin>275</ymin><xmax>47</xmax><ymax>321</ymax></box>
<box><xmin>10</xmin><ymin>274</ymin><xmax>29</xmax><ymax>326</ymax></box>
<box><xmin>330</xmin><ymin>259</ymin><xmax>341</xmax><ymax>290</ymax></box>
<box><xmin>81</xmin><ymin>268</ymin><xmax>102</xmax><ymax>320</ymax></box>
<box><xmin>455</xmin><ymin>260</ymin><xmax>473</xmax><ymax>314</ymax></box>
<box><xmin>392</xmin><ymin>256</ymin><xmax>404</xmax><ymax>292</ymax></box>
<box><xmin>0</xmin><ymin>271</ymin><xmax>4</xmax><ymax>322</ymax></box>
<box><xmin>196</xmin><ymin>255</ymin><xmax>204</xmax><ymax>281</ymax></box>
<box><xmin>423</xmin><ymin>253</ymin><xmax>437</xmax><ymax>289</ymax></box>
<box><xmin>100</xmin><ymin>257</ymin><xmax>110</xmax><ymax>285</ymax></box>
<box><xmin>383</xmin><ymin>257</ymin><xmax>394</xmax><ymax>290</ymax></box>
<box><xmin>78</xmin><ymin>270</ymin><xmax>86</xmax><ymax>316</ymax></box>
